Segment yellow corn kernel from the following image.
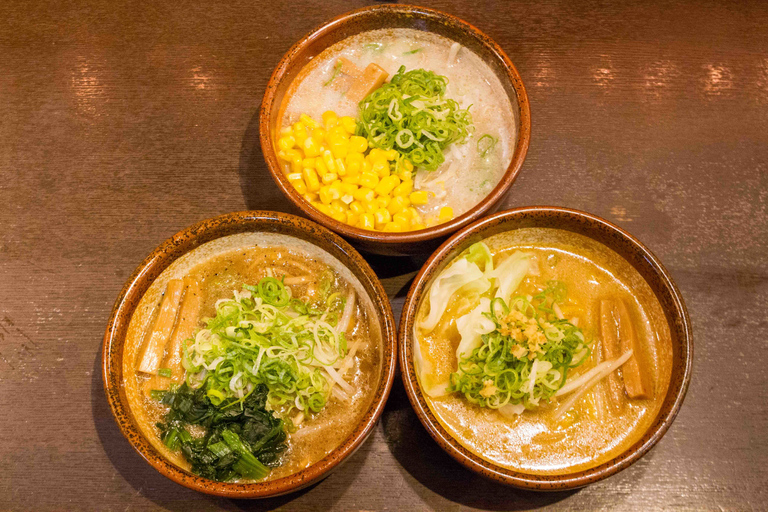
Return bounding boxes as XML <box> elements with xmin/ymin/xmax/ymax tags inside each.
<box><xmin>438</xmin><ymin>206</ymin><xmax>454</xmax><ymax>222</ymax></box>
<box><xmin>393</xmin><ymin>179</ymin><xmax>413</xmax><ymax>197</ymax></box>
<box><xmin>303</xmin><ymin>137</ymin><xmax>321</xmax><ymax>158</ymax></box>
<box><xmin>409</xmin><ymin>191</ymin><xmax>429</xmax><ymax>205</ymax></box>
<box><xmin>300</xmin><ymin>114</ymin><xmax>319</xmax><ymax>129</ymax></box>
<box><xmin>393</xmin><ymin>211</ymin><xmax>411</xmax><ymax>225</ymax></box>
<box><xmin>319</xmin><ymin>186</ymin><xmax>333</xmax><ymax>204</ymax></box>
<box><xmin>374</xmin><ymin>208</ymin><xmax>392</xmax><ymax>228</ymax></box>
<box><xmin>293</xmin><ymin>124</ymin><xmax>308</xmax><ymax>145</ymax></box>
<box><xmin>301</xmin><ymin>157</ymin><xmax>316</xmax><ymax>169</ymax></box>
<box><xmin>392</xmin><ymin>219</ymin><xmax>411</xmax><ymax>232</ymax></box>
<box><xmin>335</xmin><ymin>158</ymin><xmax>347</xmax><ymax>176</ymax></box>
<box><xmin>290</xmin><ymin>158</ymin><xmax>303</xmax><ymax>174</ymax></box>
<box><xmin>302</xmin><ymin>167</ymin><xmax>320</xmax><ymax>192</ymax></box>
<box><xmin>372</xmin><ymin>159</ymin><xmax>391</xmax><ymax>178</ymax></box>
<box><xmin>315</xmin><ymin>157</ymin><xmax>328</xmax><ymax>177</ymax></box>
<box><xmin>382</xmin><ymin>223</ymin><xmax>401</xmax><ymax>232</ymax></box>
<box><xmin>367</xmin><ymin>148</ymin><xmax>386</xmax><ymax>163</ymax></box>
<box><xmin>411</xmin><ymin>222</ymin><xmax>426</xmax><ymax>230</ymax></box>
<box><xmin>282</xmin><ymin>149</ymin><xmax>301</xmax><ymax>162</ymax></box>
<box><xmin>353</xmin><ymin>187</ymin><xmax>375</xmax><ymax>204</ymax></box>
<box><xmin>329</xmin><ymin>180</ymin><xmax>343</xmax><ymax>195</ymax></box>
<box><xmin>330</xmin><ymin>140</ymin><xmax>348</xmax><ymax>159</ymax></box>
<box><xmin>331</xmin><ymin>211</ymin><xmax>346</xmax><ymax>223</ymax></box>
<box><xmin>303</xmin><ymin>192</ymin><xmax>318</xmax><ymax>202</ymax></box>
<box><xmin>322</xmin><ymin>111</ymin><xmax>338</xmax><ymax>130</ymax></box>
<box><xmin>290</xmin><ymin>178</ymin><xmax>307</xmax><ymax>195</ymax></box>
<box><xmin>403</xmin><ymin>158</ymin><xmax>414</xmax><ymax>172</ymax></box>
<box><xmin>321</xmin><ymin>172</ymin><xmax>338</xmax><ymax>185</ymax></box>
<box><xmin>361</xmin><ymin>160</ymin><xmax>373</xmax><ymax>175</ymax></box>
<box><xmin>311</xmin><ymin>127</ymin><xmax>326</xmax><ymax>141</ymax></box>
<box><xmin>387</xmin><ymin>195</ymin><xmax>410</xmax><ymax>216</ymax></box>
<box><xmin>341</xmin><ymin>172</ymin><xmax>360</xmax><ymax>185</ymax></box>
<box><xmin>365</xmin><ymin>201</ymin><xmax>379</xmax><ymax>213</ymax></box>
<box><xmin>341</xmin><ymin>194</ymin><xmax>354</xmax><ymax>205</ymax></box>
<box><xmin>385</xmin><ymin>149</ymin><xmax>398</xmax><ymax>161</ymax></box>
<box><xmin>349</xmin><ymin>136</ymin><xmax>368</xmax><ymax>153</ymax></box>
<box><xmin>328</xmin><ymin>125</ymin><xmax>349</xmax><ymax>141</ymax></box>
<box><xmin>349</xmin><ymin>200</ymin><xmax>365</xmax><ymax>215</ymax></box>
<box><xmin>345</xmin><ymin>151</ymin><xmax>364</xmax><ymax>169</ymax></box>
<box><xmin>341</xmin><ymin>182</ymin><xmax>358</xmax><ymax>195</ymax></box>
<box><xmin>359</xmin><ymin>172</ymin><xmax>379</xmax><ymax>189</ymax></box>
<box><xmin>374</xmin><ymin>175</ymin><xmax>400</xmax><ymax>197</ymax></box>
<box><xmin>407</xmin><ymin>207</ymin><xmax>422</xmax><ymax>222</ymax></box>
<box><xmin>280</xmin><ymin>125</ymin><xmax>293</xmax><ymax>136</ymax></box>
<box><xmin>340</xmin><ymin>116</ymin><xmax>357</xmax><ymax>134</ymax></box>
<box><xmin>330</xmin><ymin>200</ymin><xmax>346</xmax><ymax>216</ymax></box>
<box><xmin>358</xmin><ymin>213</ymin><xmax>375</xmax><ymax>230</ymax></box>
<box><xmin>376</xmin><ymin>196</ymin><xmax>390</xmax><ymax>210</ymax></box>
<box><xmin>312</xmin><ymin>202</ymin><xmax>332</xmax><ymax>216</ymax></box>
<box><xmin>278</xmin><ymin>136</ymin><xmax>296</xmax><ymax>151</ymax></box>
<box><xmin>395</xmin><ymin>167</ymin><xmax>412</xmax><ymax>180</ymax></box>
<box><xmin>346</xmin><ymin>212</ymin><xmax>359</xmax><ymax>226</ymax></box>
<box><xmin>322</xmin><ymin>150</ymin><xmax>337</xmax><ymax>173</ymax></box>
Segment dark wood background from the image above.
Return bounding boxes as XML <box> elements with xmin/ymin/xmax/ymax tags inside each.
<box><xmin>1</xmin><ymin>0</ymin><xmax>766</xmax><ymax>510</ymax></box>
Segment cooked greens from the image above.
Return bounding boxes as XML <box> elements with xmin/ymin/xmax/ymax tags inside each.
<box><xmin>156</xmin><ymin>383</ymin><xmax>286</xmax><ymax>481</ymax></box>
<box><xmin>356</xmin><ymin>66</ymin><xmax>473</xmax><ymax>172</ymax></box>
<box><xmin>182</xmin><ymin>277</ymin><xmax>352</xmax><ymax>415</ymax></box>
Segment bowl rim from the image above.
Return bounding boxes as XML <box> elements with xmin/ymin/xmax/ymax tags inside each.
<box><xmin>398</xmin><ymin>205</ymin><xmax>693</xmax><ymax>490</ymax></box>
<box><xmin>259</xmin><ymin>3</ymin><xmax>531</xmax><ymax>248</ymax></box>
<box><xmin>102</xmin><ymin>210</ymin><xmax>397</xmax><ymax>498</ymax></box>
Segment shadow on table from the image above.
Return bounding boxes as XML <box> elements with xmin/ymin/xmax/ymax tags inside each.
<box><xmin>238</xmin><ymin>108</ymin><xmax>302</xmax><ymax>215</ymax></box>
<box><xmin>380</xmin><ymin>377</ymin><xmax>579</xmax><ymax>510</ymax></box>
<box><xmin>92</xmin><ymin>349</ymin><xmax>369</xmax><ymax>511</ymax></box>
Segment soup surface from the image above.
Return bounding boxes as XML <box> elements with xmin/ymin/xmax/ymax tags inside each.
<box><xmin>123</xmin><ymin>232</ymin><xmax>382</xmax><ymax>481</ymax></box>
<box><xmin>278</xmin><ymin>28</ymin><xmax>517</xmax><ymax>228</ymax></box>
<box><xmin>414</xmin><ymin>228</ymin><xmax>672</xmax><ymax>474</ymax></box>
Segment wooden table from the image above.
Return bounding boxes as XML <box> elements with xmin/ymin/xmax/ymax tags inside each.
<box><xmin>2</xmin><ymin>1</ymin><xmax>766</xmax><ymax>510</ymax></box>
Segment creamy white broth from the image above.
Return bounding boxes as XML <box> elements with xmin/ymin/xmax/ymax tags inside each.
<box><xmin>282</xmin><ymin>28</ymin><xmax>517</xmax><ymax>222</ymax></box>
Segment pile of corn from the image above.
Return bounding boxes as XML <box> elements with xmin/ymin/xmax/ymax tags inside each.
<box><xmin>276</xmin><ymin>111</ymin><xmax>454</xmax><ymax>232</ymax></box>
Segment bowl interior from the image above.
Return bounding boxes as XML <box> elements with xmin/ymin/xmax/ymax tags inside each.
<box><xmin>103</xmin><ymin>211</ymin><xmax>396</xmax><ymax>498</ymax></box>
<box><xmin>399</xmin><ymin>206</ymin><xmax>693</xmax><ymax>490</ymax></box>
<box><xmin>260</xmin><ymin>4</ymin><xmax>531</xmax><ymax>252</ymax></box>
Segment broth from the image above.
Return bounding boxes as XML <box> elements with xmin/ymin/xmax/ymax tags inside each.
<box><xmin>123</xmin><ymin>233</ymin><xmax>383</xmax><ymax>481</ymax></box>
<box><xmin>414</xmin><ymin>228</ymin><xmax>673</xmax><ymax>474</ymax></box>
<box><xmin>280</xmin><ymin>28</ymin><xmax>517</xmax><ymax>224</ymax></box>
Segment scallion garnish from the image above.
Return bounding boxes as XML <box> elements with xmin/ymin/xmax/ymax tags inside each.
<box><xmin>477</xmin><ymin>134</ymin><xmax>497</xmax><ymax>158</ymax></box>
<box><xmin>356</xmin><ymin>66</ymin><xmax>473</xmax><ymax>172</ymax></box>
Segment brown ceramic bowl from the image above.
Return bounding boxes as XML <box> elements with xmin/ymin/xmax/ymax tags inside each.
<box><xmin>102</xmin><ymin>211</ymin><xmax>397</xmax><ymax>498</ymax></box>
<box><xmin>399</xmin><ymin>206</ymin><xmax>693</xmax><ymax>490</ymax></box>
<box><xmin>260</xmin><ymin>4</ymin><xmax>531</xmax><ymax>256</ymax></box>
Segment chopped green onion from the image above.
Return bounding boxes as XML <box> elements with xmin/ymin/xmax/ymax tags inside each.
<box><xmin>477</xmin><ymin>134</ymin><xmax>497</xmax><ymax>157</ymax></box>
<box><xmin>403</xmin><ymin>48</ymin><xmax>422</xmax><ymax>55</ymax></box>
<box><xmin>356</xmin><ymin>66</ymin><xmax>473</xmax><ymax>172</ymax></box>
<box><xmin>323</xmin><ymin>61</ymin><xmax>343</xmax><ymax>87</ymax></box>
<box><xmin>158</xmin><ymin>368</ymin><xmax>172</xmax><ymax>378</ymax></box>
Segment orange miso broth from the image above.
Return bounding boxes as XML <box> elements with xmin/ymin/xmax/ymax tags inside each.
<box><xmin>413</xmin><ymin>228</ymin><xmax>672</xmax><ymax>474</ymax></box>
<box><xmin>122</xmin><ymin>232</ymin><xmax>383</xmax><ymax>481</ymax></box>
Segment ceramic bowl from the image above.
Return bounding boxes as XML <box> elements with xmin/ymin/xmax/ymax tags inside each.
<box><xmin>260</xmin><ymin>4</ymin><xmax>531</xmax><ymax>256</ymax></box>
<box><xmin>398</xmin><ymin>206</ymin><xmax>693</xmax><ymax>490</ymax></box>
<box><xmin>102</xmin><ymin>211</ymin><xmax>397</xmax><ymax>498</ymax></box>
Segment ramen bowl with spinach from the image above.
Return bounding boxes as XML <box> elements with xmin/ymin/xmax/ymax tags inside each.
<box><xmin>399</xmin><ymin>207</ymin><xmax>693</xmax><ymax>490</ymax></box>
<box><xmin>103</xmin><ymin>211</ymin><xmax>396</xmax><ymax>498</ymax></box>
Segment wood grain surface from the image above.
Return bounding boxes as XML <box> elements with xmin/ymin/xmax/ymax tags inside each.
<box><xmin>1</xmin><ymin>0</ymin><xmax>766</xmax><ymax>510</ymax></box>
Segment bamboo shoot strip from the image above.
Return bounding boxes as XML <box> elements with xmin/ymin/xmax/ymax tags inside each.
<box><xmin>613</xmin><ymin>299</ymin><xmax>652</xmax><ymax>399</ymax></box>
<box><xmin>346</xmin><ymin>63</ymin><xmax>389</xmax><ymax>103</ymax></box>
<box><xmin>162</xmin><ymin>278</ymin><xmax>202</xmax><ymax>383</ymax></box>
<box><xmin>599</xmin><ymin>299</ymin><xmax>627</xmax><ymax>412</ymax></box>
<box><xmin>137</xmin><ymin>279</ymin><xmax>184</xmax><ymax>374</ymax></box>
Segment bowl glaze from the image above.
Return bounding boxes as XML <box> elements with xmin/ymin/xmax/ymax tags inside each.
<box><xmin>398</xmin><ymin>206</ymin><xmax>693</xmax><ymax>490</ymax></box>
<box><xmin>260</xmin><ymin>4</ymin><xmax>531</xmax><ymax>255</ymax></box>
<box><xmin>102</xmin><ymin>211</ymin><xmax>397</xmax><ymax>498</ymax></box>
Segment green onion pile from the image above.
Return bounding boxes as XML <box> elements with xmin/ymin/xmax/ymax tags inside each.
<box><xmin>356</xmin><ymin>65</ymin><xmax>473</xmax><ymax>172</ymax></box>
<box><xmin>182</xmin><ymin>277</ymin><xmax>350</xmax><ymax>416</ymax></box>
<box><xmin>448</xmin><ymin>282</ymin><xmax>590</xmax><ymax>410</ymax></box>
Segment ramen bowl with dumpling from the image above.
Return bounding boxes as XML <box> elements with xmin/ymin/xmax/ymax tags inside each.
<box><xmin>102</xmin><ymin>211</ymin><xmax>396</xmax><ymax>498</ymax></box>
<box><xmin>399</xmin><ymin>207</ymin><xmax>693</xmax><ymax>490</ymax></box>
<box><xmin>260</xmin><ymin>4</ymin><xmax>530</xmax><ymax>255</ymax></box>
